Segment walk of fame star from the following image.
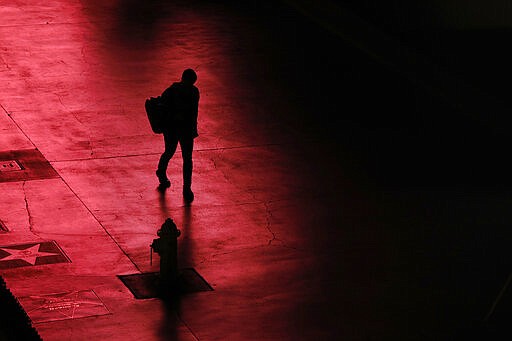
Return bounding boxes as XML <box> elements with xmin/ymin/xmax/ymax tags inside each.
<box><xmin>18</xmin><ymin>290</ymin><xmax>111</xmax><ymax>323</ymax></box>
<box><xmin>0</xmin><ymin>243</ymin><xmax>60</xmax><ymax>265</ymax></box>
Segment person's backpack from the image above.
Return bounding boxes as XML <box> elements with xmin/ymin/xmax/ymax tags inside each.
<box><xmin>145</xmin><ymin>96</ymin><xmax>166</xmax><ymax>134</ymax></box>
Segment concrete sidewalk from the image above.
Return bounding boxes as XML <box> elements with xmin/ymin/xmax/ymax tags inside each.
<box><xmin>0</xmin><ymin>1</ymin><xmax>510</xmax><ymax>340</ymax></box>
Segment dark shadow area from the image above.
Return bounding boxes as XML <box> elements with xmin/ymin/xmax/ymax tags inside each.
<box><xmin>180</xmin><ymin>204</ymin><xmax>193</xmax><ymax>267</ymax></box>
<box><xmin>0</xmin><ymin>276</ymin><xmax>42</xmax><ymax>341</ymax></box>
<box><xmin>158</xmin><ymin>296</ymin><xmax>180</xmax><ymax>341</ymax></box>
<box><xmin>331</xmin><ymin>1</ymin><xmax>512</xmax><ymax>112</ymax></box>
<box><xmin>229</xmin><ymin>2</ymin><xmax>512</xmax><ymax>189</ymax></box>
<box><xmin>81</xmin><ymin>0</ymin><xmax>173</xmax><ymax>44</ymax></box>
<box><xmin>112</xmin><ymin>0</ymin><xmax>175</xmax><ymax>45</ymax></box>
<box><xmin>434</xmin><ymin>28</ymin><xmax>512</xmax><ymax>101</ymax></box>
<box><xmin>219</xmin><ymin>2</ymin><xmax>512</xmax><ymax>339</ymax></box>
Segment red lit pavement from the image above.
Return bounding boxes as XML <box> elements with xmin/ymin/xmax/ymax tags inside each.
<box><xmin>1</xmin><ymin>1</ymin><xmax>510</xmax><ymax>340</ymax></box>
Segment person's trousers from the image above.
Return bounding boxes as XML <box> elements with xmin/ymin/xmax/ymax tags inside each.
<box><xmin>157</xmin><ymin>133</ymin><xmax>194</xmax><ymax>188</ymax></box>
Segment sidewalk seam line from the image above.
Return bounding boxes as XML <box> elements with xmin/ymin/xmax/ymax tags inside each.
<box><xmin>1</xmin><ymin>104</ymin><xmax>38</xmax><ymax>150</ymax></box>
<box><xmin>48</xmin><ymin>142</ymin><xmax>308</xmax><ymax>163</ymax></box>
<box><xmin>58</xmin><ymin>176</ymin><xmax>142</xmax><ymax>273</ymax></box>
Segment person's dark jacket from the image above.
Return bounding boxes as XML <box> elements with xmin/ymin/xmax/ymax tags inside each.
<box><xmin>161</xmin><ymin>82</ymin><xmax>199</xmax><ymax>138</ymax></box>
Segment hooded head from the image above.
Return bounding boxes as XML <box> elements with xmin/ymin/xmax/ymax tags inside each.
<box><xmin>181</xmin><ymin>68</ymin><xmax>197</xmax><ymax>85</ymax></box>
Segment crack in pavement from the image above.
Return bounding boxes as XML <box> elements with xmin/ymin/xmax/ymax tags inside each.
<box><xmin>209</xmin><ymin>149</ymin><xmax>288</xmax><ymax>247</ymax></box>
<box><xmin>210</xmin><ymin>150</ymin><xmax>233</xmax><ymax>186</ymax></box>
<box><xmin>263</xmin><ymin>200</ymin><xmax>277</xmax><ymax>245</ymax></box>
<box><xmin>22</xmin><ymin>181</ymin><xmax>42</xmax><ymax>238</ymax></box>
<box><xmin>0</xmin><ymin>55</ymin><xmax>10</xmax><ymax>70</ymax></box>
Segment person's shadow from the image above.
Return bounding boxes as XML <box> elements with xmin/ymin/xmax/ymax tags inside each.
<box><xmin>158</xmin><ymin>188</ymin><xmax>169</xmax><ymax>221</ymax></box>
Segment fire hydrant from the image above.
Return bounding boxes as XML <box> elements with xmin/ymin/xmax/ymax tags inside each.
<box><xmin>150</xmin><ymin>218</ymin><xmax>181</xmax><ymax>292</ymax></box>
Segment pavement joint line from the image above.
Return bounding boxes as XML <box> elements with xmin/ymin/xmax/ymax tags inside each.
<box><xmin>199</xmin><ymin>245</ymin><xmax>268</xmax><ymax>265</ymax></box>
<box><xmin>484</xmin><ymin>272</ymin><xmax>512</xmax><ymax>322</ymax></box>
<box><xmin>199</xmin><ymin>243</ymin><xmax>303</xmax><ymax>267</ymax></box>
<box><xmin>48</xmin><ymin>143</ymin><xmax>292</xmax><ymax>163</ymax></box>
<box><xmin>1</xmin><ymin>103</ymin><xmax>38</xmax><ymax>150</ymax></box>
<box><xmin>57</xmin><ymin>176</ymin><xmax>142</xmax><ymax>273</ymax></box>
<box><xmin>205</xmin><ymin>243</ymin><xmax>311</xmax><ymax>265</ymax></box>
<box><xmin>0</xmin><ymin>21</ymin><xmax>98</xmax><ymax>28</ymax></box>
<box><xmin>174</xmin><ymin>313</ymin><xmax>200</xmax><ymax>341</ymax></box>
<box><xmin>49</xmin><ymin>152</ymin><xmax>163</xmax><ymax>163</ymax></box>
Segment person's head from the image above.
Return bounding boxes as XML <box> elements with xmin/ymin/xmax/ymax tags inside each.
<box><xmin>181</xmin><ymin>68</ymin><xmax>197</xmax><ymax>85</ymax></box>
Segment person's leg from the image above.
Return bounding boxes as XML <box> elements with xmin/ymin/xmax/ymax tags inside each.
<box><xmin>157</xmin><ymin>133</ymin><xmax>178</xmax><ymax>186</ymax></box>
<box><xmin>180</xmin><ymin>137</ymin><xmax>194</xmax><ymax>201</ymax></box>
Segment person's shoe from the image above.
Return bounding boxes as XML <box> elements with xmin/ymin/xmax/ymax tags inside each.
<box><xmin>183</xmin><ymin>187</ymin><xmax>194</xmax><ymax>202</ymax></box>
<box><xmin>158</xmin><ymin>179</ymin><xmax>171</xmax><ymax>191</ymax></box>
<box><xmin>156</xmin><ymin>170</ymin><xmax>171</xmax><ymax>190</ymax></box>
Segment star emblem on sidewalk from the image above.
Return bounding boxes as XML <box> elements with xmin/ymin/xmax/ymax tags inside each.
<box><xmin>18</xmin><ymin>290</ymin><xmax>111</xmax><ymax>323</ymax></box>
<box><xmin>0</xmin><ymin>243</ymin><xmax>61</xmax><ymax>265</ymax></box>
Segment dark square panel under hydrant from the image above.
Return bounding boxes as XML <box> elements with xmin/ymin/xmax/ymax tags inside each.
<box><xmin>118</xmin><ymin>268</ymin><xmax>213</xmax><ymax>299</ymax></box>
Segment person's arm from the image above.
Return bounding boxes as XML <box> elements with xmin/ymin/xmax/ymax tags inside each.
<box><xmin>192</xmin><ymin>88</ymin><xmax>199</xmax><ymax>122</ymax></box>
<box><xmin>190</xmin><ymin>88</ymin><xmax>199</xmax><ymax>137</ymax></box>
<box><xmin>161</xmin><ymin>86</ymin><xmax>173</xmax><ymax>107</ymax></box>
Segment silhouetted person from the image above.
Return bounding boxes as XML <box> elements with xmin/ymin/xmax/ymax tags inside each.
<box><xmin>156</xmin><ymin>69</ymin><xmax>199</xmax><ymax>202</ymax></box>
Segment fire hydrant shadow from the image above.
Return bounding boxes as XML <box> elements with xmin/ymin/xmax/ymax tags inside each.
<box><xmin>161</xmin><ymin>205</ymin><xmax>194</xmax><ymax>339</ymax></box>
<box><xmin>151</xmin><ymin>218</ymin><xmax>183</xmax><ymax>340</ymax></box>
<box><xmin>158</xmin><ymin>187</ymin><xmax>170</xmax><ymax>221</ymax></box>
<box><xmin>152</xmin><ymin>199</ymin><xmax>203</xmax><ymax>339</ymax></box>
<box><xmin>158</xmin><ymin>291</ymin><xmax>182</xmax><ymax>341</ymax></box>
<box><xmin>181</xmin><ymin>204</ymin><xmax>192</xmax><ymax>265</ymax></box>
